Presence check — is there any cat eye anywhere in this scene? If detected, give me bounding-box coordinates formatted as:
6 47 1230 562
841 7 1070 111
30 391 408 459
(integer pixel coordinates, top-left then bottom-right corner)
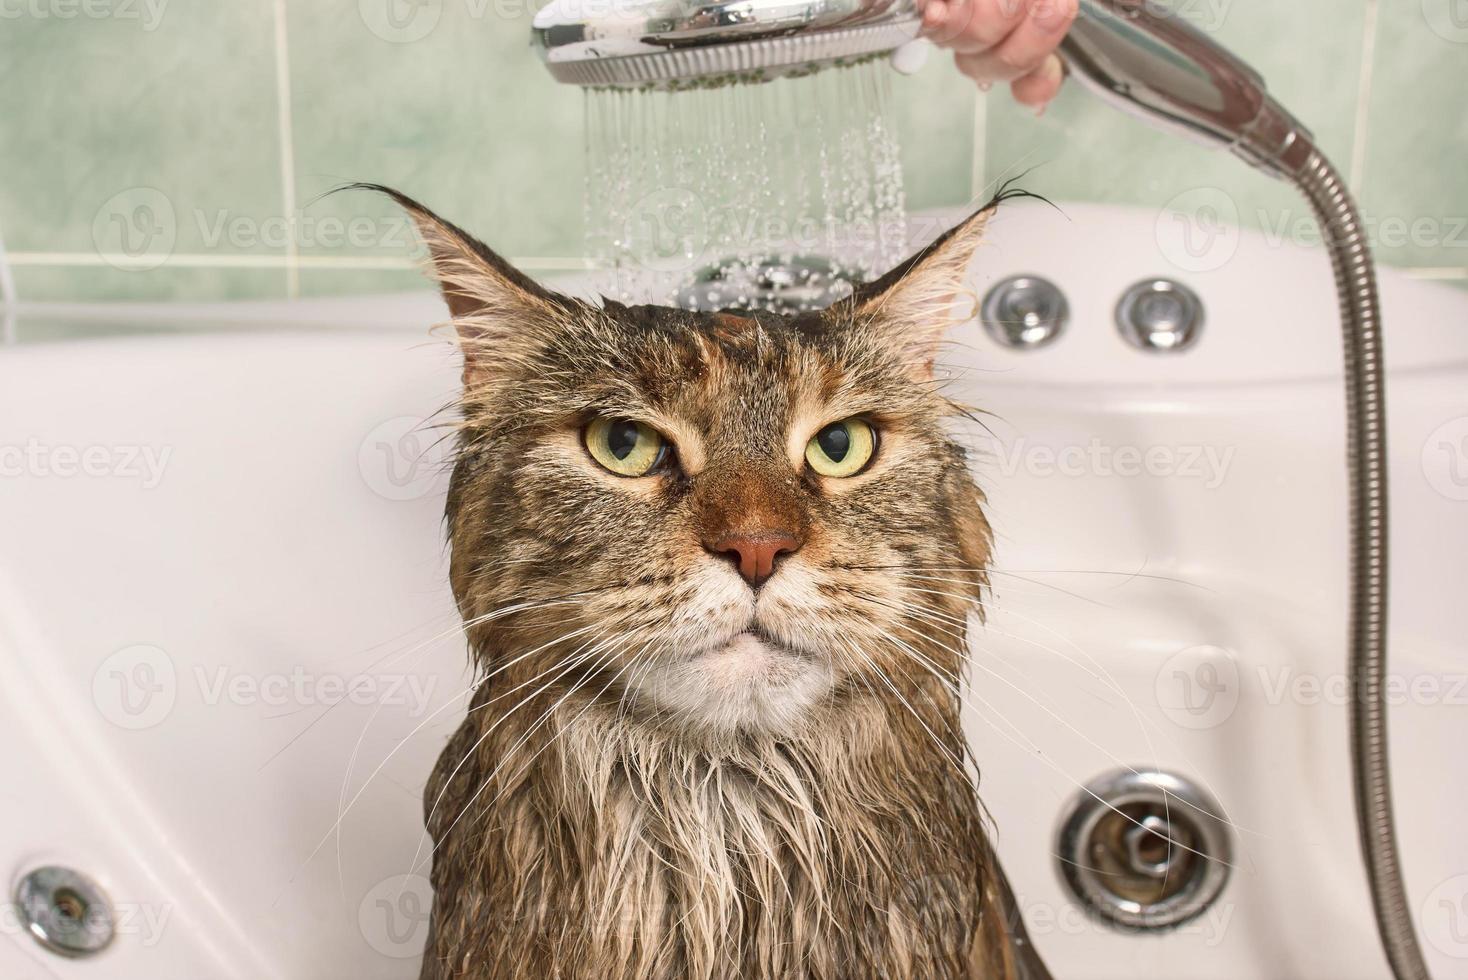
584 417 667 477
805 418 876 478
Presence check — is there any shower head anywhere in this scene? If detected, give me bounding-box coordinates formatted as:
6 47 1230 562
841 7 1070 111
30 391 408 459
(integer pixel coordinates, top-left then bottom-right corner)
533 0 1313 179
531 0 922 91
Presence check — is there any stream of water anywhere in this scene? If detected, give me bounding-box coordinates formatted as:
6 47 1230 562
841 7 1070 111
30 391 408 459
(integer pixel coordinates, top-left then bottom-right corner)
584 60 908 310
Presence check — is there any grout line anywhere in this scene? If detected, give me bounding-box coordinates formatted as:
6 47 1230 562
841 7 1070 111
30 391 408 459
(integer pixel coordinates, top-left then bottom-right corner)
8 249 1460 279
970 89 988 203
271 0 300 297
1347 0 1380 194
4 252 595 272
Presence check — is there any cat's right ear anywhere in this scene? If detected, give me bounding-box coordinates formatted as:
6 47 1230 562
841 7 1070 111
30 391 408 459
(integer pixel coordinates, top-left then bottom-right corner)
355 184 577 388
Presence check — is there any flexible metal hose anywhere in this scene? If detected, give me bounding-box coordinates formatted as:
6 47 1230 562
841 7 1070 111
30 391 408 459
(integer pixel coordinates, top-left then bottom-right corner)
1294 150 1431 980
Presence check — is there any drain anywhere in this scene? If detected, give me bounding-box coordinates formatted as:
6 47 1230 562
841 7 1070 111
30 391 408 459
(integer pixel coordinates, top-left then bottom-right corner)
14 866 115 957
1056 770 1231 931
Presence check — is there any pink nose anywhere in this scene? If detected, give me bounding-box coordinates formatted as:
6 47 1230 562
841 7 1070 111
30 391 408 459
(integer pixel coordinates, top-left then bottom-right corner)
707 532 801 587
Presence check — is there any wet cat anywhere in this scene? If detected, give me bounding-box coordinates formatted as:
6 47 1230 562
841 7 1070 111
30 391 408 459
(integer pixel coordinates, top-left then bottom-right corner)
379 185 1047 980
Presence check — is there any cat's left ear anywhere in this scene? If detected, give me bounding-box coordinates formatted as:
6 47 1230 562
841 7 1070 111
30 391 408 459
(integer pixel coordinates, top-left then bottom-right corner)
829 204 996 377
356 184 579 387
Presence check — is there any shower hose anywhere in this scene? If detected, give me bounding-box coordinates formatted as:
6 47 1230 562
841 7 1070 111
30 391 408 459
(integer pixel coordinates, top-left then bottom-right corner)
1294 150 1431 980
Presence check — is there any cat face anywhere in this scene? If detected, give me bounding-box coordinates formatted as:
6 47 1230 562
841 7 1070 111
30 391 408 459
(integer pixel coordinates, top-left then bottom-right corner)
391 188 993 737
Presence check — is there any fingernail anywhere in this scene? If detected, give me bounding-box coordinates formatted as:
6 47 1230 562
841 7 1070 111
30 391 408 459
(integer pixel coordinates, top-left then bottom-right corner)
1031 0 1074 30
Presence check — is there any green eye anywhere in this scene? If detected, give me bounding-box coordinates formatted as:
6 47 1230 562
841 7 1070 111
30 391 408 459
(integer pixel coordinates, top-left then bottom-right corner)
584 417 666 477
805 418 876 478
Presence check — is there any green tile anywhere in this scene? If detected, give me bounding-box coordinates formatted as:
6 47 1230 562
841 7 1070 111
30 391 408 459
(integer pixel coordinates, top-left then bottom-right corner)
890 49 978 212
1359 7 1468 271
285 0 586 267
12 264 288 303
295 267 431 298
0 2 287 286
983 0 1369 248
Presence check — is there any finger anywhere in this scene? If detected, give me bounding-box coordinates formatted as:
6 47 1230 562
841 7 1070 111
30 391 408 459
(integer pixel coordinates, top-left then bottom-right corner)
920 0 950 35
951 0 1077 81
923 0 1028 54
1011 53 1066 109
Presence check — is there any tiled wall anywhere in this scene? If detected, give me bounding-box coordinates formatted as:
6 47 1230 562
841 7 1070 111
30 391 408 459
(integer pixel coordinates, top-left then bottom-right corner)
1 0 1464 304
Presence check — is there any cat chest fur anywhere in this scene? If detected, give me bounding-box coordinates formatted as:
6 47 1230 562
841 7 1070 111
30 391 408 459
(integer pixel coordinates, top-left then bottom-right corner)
419 694 995 980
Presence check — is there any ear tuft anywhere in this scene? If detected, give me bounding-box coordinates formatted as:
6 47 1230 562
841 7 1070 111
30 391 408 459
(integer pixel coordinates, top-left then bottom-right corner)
832 184 1048 377
851 205 994 323
341 183 578 387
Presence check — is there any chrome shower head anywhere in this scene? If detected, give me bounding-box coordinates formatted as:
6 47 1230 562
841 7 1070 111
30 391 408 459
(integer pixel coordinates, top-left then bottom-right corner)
533 0 1314 178
531 0 922 91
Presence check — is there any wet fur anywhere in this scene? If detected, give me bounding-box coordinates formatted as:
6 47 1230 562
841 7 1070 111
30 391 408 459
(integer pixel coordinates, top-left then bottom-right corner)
376 184 1024 979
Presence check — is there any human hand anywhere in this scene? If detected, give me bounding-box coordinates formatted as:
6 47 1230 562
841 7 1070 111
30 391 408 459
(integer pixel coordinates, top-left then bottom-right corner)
918 0 1078 111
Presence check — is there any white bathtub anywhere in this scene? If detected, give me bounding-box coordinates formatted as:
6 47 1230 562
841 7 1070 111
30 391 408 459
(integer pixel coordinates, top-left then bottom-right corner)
1 202 1465 979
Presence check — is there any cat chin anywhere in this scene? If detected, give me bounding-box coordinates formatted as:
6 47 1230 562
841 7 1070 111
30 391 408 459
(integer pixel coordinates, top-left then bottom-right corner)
629 632 837 737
